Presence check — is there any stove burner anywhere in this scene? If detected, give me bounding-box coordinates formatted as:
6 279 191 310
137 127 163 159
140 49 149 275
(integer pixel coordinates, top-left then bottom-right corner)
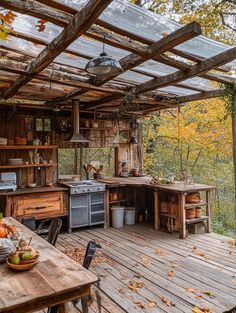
60 180 106 194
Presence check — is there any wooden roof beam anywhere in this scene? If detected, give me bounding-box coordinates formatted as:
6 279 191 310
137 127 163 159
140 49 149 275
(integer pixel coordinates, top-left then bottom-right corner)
178 89 226 103
0 58 127 95
47 21 202 106
0 0 112 100
135 47 236 94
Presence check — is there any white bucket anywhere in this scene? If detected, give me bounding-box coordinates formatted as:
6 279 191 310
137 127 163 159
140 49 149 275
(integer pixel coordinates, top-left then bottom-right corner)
111 206 125 228
125 207 135 225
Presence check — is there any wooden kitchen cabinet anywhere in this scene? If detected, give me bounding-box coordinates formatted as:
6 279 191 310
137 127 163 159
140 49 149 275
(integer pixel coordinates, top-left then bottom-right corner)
1 189 68 221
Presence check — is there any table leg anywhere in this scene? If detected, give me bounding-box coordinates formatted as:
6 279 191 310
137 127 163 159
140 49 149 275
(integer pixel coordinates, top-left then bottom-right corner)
154 190 159 230
206 190 211 233
179 193 186 239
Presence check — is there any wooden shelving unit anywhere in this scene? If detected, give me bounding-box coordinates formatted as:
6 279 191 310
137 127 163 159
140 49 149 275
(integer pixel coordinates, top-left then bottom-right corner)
186 216 209 224
185 201 206 209
0 145 57 150
109 199 127 204
0 163 57 169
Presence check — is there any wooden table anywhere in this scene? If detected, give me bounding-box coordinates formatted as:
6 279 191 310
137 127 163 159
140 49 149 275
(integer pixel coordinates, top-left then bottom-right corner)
0 217 98 313
98 177 215 239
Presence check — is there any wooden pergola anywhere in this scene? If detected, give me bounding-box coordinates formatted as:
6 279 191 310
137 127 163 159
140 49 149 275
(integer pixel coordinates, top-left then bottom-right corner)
0 0 235 116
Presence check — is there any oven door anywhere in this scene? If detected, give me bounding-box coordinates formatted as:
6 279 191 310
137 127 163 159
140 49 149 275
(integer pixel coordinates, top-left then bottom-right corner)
70 194 89 228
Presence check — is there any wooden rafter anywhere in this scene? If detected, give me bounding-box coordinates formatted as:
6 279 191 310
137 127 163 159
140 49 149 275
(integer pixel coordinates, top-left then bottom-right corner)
135 47 236 94
46 22 202 106
0 0 112 100
178 89 226 103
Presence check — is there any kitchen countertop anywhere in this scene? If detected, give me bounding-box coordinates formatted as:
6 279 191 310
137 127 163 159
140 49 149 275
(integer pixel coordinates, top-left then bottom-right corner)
0 186 68 196
98 176 215 192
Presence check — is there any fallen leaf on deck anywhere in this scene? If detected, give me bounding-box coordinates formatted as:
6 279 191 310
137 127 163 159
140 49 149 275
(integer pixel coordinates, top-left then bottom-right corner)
167 270 175 277
137 234 146 240
155 248 165 256
229 251 232 255
227 240 235 247
99 273 108 278
192 307 210 313
117 288 124 293
195 295 203 300
148 301 157 307
185 288 198 293
141 256 150 265
64 248 111 268
172 264 178 268
160 296 176 306
192 246 197 250
232 279 236 284
133 300 145 308
215 267 222 272
196 251 205 257
128 281 145 292
202 290 215 299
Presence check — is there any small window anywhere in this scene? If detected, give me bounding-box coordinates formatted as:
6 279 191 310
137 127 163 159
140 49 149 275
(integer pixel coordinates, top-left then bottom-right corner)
58 147 115 178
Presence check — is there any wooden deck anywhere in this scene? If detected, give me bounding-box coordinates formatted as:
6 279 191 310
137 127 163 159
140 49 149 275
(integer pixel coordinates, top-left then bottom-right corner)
49 225 235 313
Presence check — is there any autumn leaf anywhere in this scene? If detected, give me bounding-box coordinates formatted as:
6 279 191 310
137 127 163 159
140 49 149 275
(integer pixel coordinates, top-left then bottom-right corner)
227 240 235 247
202 290 215 299
128 281 144 292
167 270 175 277
148 301 157 307
133 300 145 308
0 11 17 24
36 19 47 32
154 248 165 256
172 263 178 268
117 288 124 293
160 296 176 306
0 25 9 41
185 287 198 293
195 295 203 300
232 279 236 285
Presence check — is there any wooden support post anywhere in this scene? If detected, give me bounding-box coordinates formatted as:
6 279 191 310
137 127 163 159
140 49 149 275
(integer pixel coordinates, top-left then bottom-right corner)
179 193 186 239
206 190 211 233
105 190 110 228
79 148 83 181
154 190 159 230
231 90 236 235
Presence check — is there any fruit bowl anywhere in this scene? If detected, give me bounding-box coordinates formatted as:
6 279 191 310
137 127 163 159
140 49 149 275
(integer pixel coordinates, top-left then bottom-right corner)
6 257 39 271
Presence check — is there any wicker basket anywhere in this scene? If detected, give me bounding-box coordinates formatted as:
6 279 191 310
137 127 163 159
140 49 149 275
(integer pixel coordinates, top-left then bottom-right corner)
195 207 201 218
185 192 201 203
186 208 195 219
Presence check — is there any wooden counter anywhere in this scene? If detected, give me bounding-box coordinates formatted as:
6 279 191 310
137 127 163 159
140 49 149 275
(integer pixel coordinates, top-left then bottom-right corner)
0 186 68 196
99 177 215 239
0 186 68 221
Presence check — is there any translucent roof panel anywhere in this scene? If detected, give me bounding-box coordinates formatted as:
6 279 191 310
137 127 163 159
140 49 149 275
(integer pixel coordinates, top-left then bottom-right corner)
117 70 152 84
56 0 236 70
135 60 177 76
158 86 200 96
180 77 217 91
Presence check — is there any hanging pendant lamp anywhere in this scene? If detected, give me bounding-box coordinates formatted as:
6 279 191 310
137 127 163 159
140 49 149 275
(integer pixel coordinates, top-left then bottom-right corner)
85 36 123 76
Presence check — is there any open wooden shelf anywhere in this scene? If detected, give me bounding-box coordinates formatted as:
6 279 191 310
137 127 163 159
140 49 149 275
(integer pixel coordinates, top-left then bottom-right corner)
109 199 127 204
0 163 57 169
185 201 206 208
160 213 179 218
80 127 111 131
0 145 58 150
186 216 209 224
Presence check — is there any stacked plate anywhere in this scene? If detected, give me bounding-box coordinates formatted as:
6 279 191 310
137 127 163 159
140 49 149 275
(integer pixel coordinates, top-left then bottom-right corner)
0 138 7 145
8 158 24 165
0 239 14 263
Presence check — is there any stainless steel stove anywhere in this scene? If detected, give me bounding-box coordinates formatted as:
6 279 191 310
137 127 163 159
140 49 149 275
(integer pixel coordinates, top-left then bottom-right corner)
61 180 106 194
60 180 106 233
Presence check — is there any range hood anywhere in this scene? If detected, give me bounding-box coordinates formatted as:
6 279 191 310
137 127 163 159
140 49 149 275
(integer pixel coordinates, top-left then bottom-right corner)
68 100 89 143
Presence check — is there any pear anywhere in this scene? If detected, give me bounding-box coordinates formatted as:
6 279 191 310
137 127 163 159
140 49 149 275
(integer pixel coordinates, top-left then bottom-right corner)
9 252 21 265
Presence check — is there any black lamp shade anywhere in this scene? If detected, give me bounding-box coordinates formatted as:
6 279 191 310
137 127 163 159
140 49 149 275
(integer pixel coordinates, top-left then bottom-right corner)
85 52 123 75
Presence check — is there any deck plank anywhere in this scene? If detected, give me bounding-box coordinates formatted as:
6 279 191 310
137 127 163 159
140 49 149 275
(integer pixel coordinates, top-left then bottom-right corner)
56 225 236 313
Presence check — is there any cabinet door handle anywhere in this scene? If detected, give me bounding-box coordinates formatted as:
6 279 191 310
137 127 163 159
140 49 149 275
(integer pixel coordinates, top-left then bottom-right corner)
25 205 53 211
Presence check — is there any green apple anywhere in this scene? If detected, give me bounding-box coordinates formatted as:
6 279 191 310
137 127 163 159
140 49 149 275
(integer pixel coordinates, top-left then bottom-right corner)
21 251 33 260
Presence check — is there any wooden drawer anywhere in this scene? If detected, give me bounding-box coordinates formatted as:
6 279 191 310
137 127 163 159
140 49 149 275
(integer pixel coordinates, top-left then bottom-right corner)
16 191 65 219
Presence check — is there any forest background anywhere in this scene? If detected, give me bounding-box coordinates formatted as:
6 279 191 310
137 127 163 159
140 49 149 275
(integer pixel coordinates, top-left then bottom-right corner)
134 0 236 236
58 0 236 237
